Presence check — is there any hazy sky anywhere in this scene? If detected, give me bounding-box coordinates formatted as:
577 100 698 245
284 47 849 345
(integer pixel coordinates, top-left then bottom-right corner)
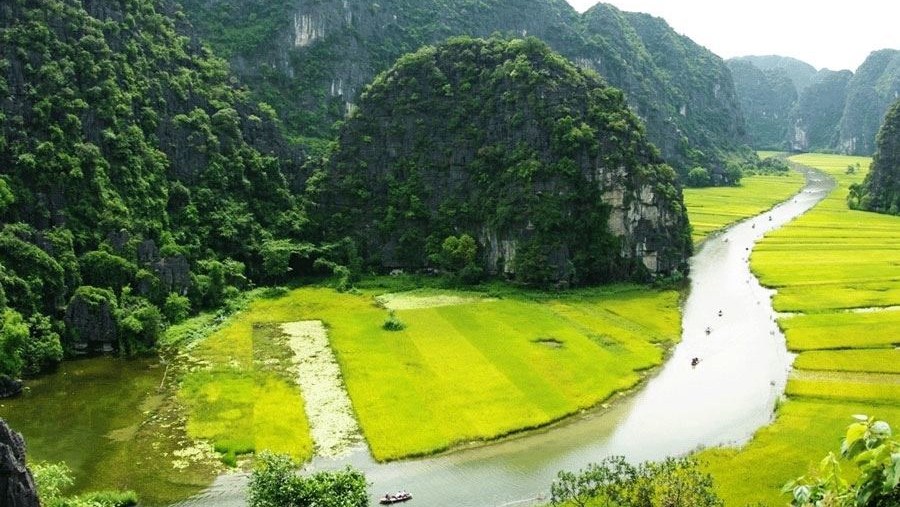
565 0 900 71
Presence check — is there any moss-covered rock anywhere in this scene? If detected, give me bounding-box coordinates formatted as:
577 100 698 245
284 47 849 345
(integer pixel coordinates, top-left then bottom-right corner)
322 37 691 284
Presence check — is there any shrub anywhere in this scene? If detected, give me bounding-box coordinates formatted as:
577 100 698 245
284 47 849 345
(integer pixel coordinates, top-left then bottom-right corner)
382 310 406 331
686 166 712 187
249 452 368 507
34 461 138 507
784 415 900 507
162 292 191 324
551 456 722 507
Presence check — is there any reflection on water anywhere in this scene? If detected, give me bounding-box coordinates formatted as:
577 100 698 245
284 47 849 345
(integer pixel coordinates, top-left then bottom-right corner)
176 169 833 507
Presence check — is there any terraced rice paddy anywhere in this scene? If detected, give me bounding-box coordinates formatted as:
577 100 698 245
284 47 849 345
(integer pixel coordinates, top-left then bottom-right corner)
701 154 900 506
180 285 681 462
683 171 805 243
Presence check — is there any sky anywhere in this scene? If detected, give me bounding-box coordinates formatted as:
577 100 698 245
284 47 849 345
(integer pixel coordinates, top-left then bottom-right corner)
564 0 900 71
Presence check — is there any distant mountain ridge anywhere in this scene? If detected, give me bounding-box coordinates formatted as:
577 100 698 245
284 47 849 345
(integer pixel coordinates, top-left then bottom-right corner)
179 0 749 175
728 50 900 154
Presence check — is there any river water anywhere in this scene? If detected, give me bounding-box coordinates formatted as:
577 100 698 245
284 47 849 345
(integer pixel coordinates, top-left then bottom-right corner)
176 168 833 507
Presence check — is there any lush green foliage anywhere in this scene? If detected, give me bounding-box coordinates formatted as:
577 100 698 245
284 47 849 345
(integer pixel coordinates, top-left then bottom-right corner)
180 0 749 175
551 456 722 507
0 0 332 376
851 99 900 215
785 415 900 507
323 36 690 284
182 283 680 461
33 459 137 507
248 453 368 507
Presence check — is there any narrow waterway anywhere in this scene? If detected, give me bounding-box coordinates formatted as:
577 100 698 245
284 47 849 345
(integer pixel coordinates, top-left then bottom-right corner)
175 168 834 507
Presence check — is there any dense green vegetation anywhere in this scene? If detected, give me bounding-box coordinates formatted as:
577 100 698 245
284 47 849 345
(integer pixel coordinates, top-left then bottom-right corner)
701 154 900 506
248 453 367 507
179 0 750 176
851 99 900 215
323 36 691 283
784 415 900 507
33 461 138 507
0 0 330 378
550 456 722 507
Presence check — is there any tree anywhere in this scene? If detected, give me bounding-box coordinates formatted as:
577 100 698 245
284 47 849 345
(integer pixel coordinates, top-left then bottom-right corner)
435 234 482 284
0 308 28 376
686 167 712 187
552 456 722 507
785 415 900 507
249 452 368 507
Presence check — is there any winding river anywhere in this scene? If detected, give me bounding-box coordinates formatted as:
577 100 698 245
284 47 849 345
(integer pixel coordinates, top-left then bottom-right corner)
176 167 834 507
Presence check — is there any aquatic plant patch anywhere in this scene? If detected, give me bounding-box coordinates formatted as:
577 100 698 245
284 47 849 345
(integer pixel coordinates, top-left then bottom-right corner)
0 358 222 505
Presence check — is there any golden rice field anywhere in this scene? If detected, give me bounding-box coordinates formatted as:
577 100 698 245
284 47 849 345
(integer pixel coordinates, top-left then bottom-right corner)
683 171 805 244
181 285 682 461
702 154 900 506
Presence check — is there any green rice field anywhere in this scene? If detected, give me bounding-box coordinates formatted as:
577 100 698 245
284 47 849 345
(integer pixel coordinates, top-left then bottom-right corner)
683 171 805 244
181 284 681 461
701 154 900 506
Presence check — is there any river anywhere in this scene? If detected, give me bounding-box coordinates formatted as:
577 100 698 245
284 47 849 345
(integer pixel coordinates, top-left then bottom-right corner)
176 167 833 507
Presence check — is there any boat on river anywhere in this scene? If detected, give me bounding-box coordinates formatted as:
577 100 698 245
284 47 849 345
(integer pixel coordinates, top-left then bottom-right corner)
380 491 412 504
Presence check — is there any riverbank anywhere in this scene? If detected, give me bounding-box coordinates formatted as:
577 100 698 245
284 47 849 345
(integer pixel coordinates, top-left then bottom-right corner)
701 154 900 506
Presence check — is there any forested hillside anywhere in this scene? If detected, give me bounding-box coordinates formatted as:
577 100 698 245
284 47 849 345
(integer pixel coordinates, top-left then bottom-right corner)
729 50 900 154
790 70 853 152
851 99 900 214
839 49 900 155
726 59 797 150
0 0 319 377
178 0 749 176
321 37 692 284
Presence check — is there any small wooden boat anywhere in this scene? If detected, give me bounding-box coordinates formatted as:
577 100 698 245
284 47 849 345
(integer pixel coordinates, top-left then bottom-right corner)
380 491 412 504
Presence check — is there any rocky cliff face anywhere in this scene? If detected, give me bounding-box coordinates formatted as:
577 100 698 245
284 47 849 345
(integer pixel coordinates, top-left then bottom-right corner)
729 51 900 154
180 0 748 175
0 419 39 507
791 70 852 152
726 59 797 150
855 99 900 215
839 49 900 155
321 37 691 284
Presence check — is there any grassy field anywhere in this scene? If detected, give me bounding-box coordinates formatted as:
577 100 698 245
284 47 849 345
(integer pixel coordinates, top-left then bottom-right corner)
701 154 900 506
683 172 805 244
181 284 681 461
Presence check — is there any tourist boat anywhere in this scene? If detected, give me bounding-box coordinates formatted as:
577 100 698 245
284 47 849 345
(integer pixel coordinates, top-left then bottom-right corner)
379 491 413 504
